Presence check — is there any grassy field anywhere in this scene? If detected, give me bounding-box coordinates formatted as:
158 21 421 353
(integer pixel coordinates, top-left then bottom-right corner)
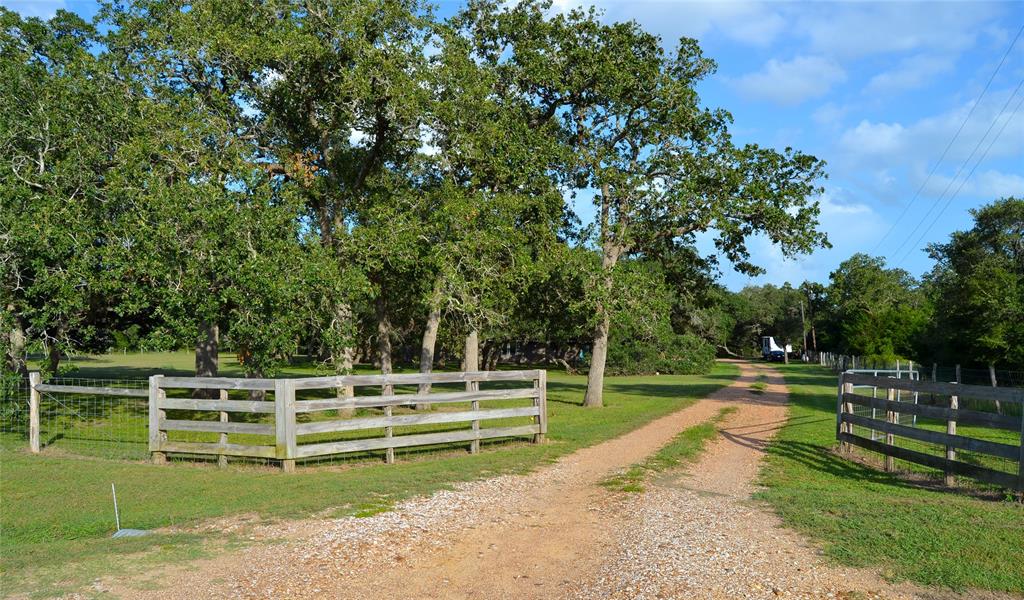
759 363 1024 593
0 353 739 598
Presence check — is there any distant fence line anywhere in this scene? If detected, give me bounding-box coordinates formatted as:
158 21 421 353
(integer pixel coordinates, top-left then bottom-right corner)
836 371 1024 491
817 352 1024 389
10 370 547 471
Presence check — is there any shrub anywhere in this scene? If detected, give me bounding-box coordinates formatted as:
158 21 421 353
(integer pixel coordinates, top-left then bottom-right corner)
607 330 715 376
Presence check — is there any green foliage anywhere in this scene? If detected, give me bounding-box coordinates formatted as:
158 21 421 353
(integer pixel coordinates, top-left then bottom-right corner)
1 0 831 385
0 10 142 371
925 198 1023 368
824 254 929 360
603 260 716 376
608 330 715 377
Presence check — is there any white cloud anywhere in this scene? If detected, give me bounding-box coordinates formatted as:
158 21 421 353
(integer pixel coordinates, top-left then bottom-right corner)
975 169 1024 198
1 0 65 18
927 169 1024 200
838 86 1024 170
866 53 955 94
812 102 850 127
839 120 906 156
555 1 786 47
729 56 847 106
795 2 1003 59
663 1 785 46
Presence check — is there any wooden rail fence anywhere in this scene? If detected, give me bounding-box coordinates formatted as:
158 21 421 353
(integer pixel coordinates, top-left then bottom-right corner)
836 372 1024 490
149 370 547 472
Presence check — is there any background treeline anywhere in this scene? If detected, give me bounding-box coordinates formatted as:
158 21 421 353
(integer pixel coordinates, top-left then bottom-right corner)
0 0 831 407
718 197 1023 373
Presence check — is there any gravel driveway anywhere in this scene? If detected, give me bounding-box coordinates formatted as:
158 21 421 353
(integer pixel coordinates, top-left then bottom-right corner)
100 361 947 600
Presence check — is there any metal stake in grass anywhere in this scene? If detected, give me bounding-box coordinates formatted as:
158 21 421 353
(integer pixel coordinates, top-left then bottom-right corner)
111 483 149 538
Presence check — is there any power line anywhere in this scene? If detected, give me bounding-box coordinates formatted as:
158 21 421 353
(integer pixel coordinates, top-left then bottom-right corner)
889 77 1024 262
870 24 1024 255
895 88 1024 266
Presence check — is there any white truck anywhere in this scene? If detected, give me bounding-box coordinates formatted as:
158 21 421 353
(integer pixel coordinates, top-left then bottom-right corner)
761 336 792 362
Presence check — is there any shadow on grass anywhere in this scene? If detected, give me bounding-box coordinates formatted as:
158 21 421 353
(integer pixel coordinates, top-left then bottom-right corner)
766 439 911 487
603 382 726 400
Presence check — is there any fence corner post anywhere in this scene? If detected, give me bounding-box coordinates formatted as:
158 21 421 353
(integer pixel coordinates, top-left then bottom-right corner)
148 374 166 465
835 372 846 449
276 379 296 473
1018 408 1024 494
534 370 547 444
945 366 960 487
885 387 896 472
28 371 41 454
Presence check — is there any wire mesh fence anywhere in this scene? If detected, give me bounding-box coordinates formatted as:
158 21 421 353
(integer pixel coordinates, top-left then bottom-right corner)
36 377 150 460
0 377 151 460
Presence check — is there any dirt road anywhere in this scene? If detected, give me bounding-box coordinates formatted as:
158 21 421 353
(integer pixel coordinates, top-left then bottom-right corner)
102 361 931 599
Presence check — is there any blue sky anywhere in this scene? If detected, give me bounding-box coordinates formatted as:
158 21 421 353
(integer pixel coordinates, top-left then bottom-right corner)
6 0 1023 291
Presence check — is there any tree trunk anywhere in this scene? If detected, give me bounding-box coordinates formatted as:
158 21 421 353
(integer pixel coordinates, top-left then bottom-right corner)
989 363 1001 414
332 302 356 416
464 330 479 372
376 313 391 372
583 309 611 407
194 322 219 377
247 370 266 402
46 343 60 375
583 228 622 408
799 301 807 354
486 343 500 370
6 312 27 375
811 325 818 352
376 298 393 397
416 278 443 408
194 322 220 400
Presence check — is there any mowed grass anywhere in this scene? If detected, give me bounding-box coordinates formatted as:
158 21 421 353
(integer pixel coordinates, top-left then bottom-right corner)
0 354 739 597
758 363 1024 593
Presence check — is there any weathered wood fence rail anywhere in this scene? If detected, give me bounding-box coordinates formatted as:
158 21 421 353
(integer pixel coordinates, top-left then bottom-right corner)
149 370 547 471
836 372 1024 490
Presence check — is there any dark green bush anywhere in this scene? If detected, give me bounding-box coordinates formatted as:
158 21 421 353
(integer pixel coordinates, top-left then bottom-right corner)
607 331 715 376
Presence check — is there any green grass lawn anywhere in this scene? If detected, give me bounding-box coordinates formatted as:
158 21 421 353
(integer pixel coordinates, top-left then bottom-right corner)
759 363 1024 594
0 354 739 598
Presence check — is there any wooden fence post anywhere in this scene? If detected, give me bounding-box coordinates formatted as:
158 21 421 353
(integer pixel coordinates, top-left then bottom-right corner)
945 365 960 487
835 372 844 444
1018 409 1023 493
469 374 481 454
885 387 896 472
275 379 296 473
534 370 547 443
28 372 40 454
148 375 166 465
218 389 228 468
382 378 395 464
990 365 1002 415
